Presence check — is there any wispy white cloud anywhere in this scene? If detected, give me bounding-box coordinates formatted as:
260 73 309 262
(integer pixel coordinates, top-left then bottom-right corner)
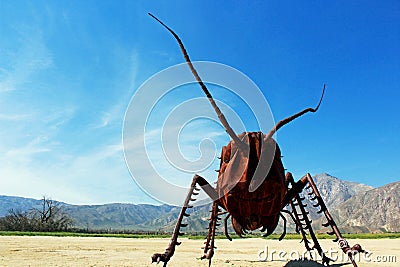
6 145 50 159
0 6 229 205
0 25 53 93
0 140 144 205
92 50 139 130
95 112 112 128
0 113 33 121
124 115 227 195
0 25 150 204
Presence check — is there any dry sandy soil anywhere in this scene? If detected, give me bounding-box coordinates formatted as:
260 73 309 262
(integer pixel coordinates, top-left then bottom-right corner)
0 236 398 267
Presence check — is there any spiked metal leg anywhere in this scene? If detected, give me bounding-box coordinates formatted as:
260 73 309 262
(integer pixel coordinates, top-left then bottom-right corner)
201 201 221 267
290 193 331 264
151 175 218 266
285 173 366 267
304 174 366 267
223 213 232 241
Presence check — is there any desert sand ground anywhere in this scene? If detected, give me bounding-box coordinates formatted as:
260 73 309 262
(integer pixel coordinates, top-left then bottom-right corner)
0 236 398 267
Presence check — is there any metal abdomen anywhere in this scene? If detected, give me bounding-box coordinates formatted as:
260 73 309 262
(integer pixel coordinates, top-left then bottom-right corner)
217 132 286 232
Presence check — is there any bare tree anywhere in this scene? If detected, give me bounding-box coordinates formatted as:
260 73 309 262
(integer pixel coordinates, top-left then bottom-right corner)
30 196 73 231
0 196 73 232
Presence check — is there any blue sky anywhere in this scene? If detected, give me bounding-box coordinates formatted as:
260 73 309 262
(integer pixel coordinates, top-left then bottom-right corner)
0 1 399 205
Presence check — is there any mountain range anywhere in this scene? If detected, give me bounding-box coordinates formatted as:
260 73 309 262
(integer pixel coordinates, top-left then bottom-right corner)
0 174 398 233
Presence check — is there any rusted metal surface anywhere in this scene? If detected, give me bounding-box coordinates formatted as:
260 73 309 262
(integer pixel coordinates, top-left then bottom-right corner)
217 132 285 235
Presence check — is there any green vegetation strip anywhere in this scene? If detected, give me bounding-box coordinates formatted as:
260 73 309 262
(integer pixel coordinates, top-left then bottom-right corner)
187 233 400 240
263 233 400 240
0 231 170 238
0 231 398 239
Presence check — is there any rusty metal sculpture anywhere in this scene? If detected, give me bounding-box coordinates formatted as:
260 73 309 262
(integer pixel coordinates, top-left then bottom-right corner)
148 13 365 267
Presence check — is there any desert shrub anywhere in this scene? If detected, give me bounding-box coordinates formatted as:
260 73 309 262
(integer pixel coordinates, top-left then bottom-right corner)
0 197 73 232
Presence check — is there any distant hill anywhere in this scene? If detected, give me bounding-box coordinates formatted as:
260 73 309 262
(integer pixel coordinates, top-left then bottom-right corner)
0 174 398 233
0 195 70 217
0 195 175 230
311 173 373 210
64 203 174 230
326 181 400 233
138 203 213 233
303 173 373 220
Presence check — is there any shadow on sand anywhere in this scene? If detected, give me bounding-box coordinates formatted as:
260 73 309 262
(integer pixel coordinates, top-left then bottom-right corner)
284 259 351 267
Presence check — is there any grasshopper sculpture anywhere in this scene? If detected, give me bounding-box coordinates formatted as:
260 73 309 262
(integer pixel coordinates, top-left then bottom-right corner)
149 13 365 267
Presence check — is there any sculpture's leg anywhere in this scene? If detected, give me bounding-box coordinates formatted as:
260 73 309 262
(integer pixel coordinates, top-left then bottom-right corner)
290 189 330 264
201 201 221 267
284 172 366 267
223 213 232 241
303 173 366 266
151 174 218 266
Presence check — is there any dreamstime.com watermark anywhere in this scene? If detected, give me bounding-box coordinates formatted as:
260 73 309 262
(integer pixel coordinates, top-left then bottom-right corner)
257 246 397 263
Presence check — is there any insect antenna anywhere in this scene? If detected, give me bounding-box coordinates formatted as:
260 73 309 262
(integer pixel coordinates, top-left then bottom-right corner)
264 84 326 141
149 13 246 150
